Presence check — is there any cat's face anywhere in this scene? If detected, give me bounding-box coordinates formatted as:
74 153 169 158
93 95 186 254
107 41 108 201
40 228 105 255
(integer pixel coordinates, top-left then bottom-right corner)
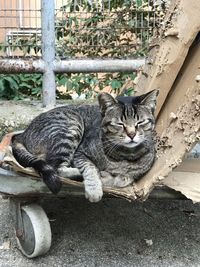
98 90 159 148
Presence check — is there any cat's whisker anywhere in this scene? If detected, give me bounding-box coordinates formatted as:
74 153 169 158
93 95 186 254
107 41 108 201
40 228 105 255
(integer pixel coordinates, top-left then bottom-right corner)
104 142 121 158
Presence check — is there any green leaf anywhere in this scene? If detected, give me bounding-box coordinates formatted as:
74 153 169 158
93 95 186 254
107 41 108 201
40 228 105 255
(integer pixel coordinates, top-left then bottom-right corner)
3 76 19 90
110 80 122 90
19 82 32 89
0 80 5 96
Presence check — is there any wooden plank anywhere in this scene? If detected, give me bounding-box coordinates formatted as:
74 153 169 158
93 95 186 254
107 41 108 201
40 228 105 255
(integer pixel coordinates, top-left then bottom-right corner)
130 0 200 201
163 171 200 203
134 0 200 118
0 170 136 200
133 39 200 200
0 133 15 160
174 159 200 173
0 166 190 201
156 41 200 134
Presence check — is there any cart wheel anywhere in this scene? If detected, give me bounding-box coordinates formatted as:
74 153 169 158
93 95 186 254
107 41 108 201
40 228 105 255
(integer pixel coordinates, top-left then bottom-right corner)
15 203 52 258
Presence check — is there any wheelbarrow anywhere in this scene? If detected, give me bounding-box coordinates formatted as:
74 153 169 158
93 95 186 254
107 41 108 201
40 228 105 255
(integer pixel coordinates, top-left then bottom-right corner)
0 132 187 258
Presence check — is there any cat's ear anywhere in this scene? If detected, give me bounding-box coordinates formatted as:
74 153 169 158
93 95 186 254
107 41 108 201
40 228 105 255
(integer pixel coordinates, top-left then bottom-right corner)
138 89 159 113
98 93 117 116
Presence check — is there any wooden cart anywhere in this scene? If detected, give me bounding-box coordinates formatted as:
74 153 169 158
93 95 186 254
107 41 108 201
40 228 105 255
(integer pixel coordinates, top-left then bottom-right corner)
0 0 199 259
0 132 188 258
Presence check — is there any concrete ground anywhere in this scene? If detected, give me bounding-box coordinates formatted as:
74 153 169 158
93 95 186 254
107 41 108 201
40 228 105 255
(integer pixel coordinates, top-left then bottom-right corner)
0 195 200 267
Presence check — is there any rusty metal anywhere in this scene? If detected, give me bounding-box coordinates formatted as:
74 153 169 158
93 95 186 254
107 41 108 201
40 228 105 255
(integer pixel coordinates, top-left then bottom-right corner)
9 198 24 239
0 58 145 73
0 59 44 74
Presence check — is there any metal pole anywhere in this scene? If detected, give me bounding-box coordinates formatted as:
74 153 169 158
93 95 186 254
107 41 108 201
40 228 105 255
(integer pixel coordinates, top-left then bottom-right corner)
41 0 56 107
0 59 45 73
0 59 145 73
53 59 145 73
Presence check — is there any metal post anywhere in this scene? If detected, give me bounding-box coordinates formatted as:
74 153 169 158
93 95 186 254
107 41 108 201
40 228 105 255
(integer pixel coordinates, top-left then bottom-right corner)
0 59 145 73
53 59 145 73
41 0 56 107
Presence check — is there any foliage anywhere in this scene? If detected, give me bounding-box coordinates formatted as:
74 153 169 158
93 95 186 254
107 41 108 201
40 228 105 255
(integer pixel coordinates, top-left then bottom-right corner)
0 0 169 58
56 72 136 99
0 74 22 100
54 0 168 58
0 0 168 100
0 71 136 100
0 73 42 100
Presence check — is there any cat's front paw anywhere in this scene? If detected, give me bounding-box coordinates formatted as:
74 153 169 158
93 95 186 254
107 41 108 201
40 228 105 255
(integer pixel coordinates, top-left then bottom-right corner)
113 175 133 187
84 180 103 203
100 171 115 187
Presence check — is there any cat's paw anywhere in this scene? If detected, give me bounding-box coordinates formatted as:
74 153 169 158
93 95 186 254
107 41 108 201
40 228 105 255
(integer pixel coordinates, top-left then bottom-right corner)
100 172 133 188
113 175 133 187
100 171 115 187
84 180 103 203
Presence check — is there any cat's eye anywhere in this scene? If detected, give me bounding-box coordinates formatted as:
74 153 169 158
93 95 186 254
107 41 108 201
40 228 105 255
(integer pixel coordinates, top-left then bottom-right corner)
110 121 124 128
137 119 152 127
137 120 146 125
117 122 124 127
110 121 121 127
107 121 124 133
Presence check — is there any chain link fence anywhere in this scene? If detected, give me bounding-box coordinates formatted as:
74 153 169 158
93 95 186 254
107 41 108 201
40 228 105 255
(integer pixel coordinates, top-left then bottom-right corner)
0 0 169 59
0 0 170 106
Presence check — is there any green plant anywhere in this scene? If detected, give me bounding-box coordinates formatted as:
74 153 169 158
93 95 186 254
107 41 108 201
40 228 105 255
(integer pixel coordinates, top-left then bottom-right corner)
0 74 22 100
55 72 136 99
0 0 168 100
54 0 168 58
0 73 42 100
17 73 42 97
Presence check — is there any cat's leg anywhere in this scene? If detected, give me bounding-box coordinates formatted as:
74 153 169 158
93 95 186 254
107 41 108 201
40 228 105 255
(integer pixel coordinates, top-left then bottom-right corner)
46 123 84 171
113 175 133 187
100 171 115 187
100 171 133 188
58 163 82 179
73 154 103 202
12 137 62 194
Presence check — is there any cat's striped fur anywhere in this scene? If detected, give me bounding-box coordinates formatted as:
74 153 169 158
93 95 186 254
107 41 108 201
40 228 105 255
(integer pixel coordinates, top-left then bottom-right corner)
12 90 159 202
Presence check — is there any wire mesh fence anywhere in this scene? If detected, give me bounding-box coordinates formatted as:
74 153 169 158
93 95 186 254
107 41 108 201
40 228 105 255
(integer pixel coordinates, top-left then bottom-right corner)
0 0 41 57
0 0 170 59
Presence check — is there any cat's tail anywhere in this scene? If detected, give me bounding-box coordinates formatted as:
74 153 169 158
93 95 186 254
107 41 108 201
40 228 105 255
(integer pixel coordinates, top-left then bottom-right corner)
11 135 62 194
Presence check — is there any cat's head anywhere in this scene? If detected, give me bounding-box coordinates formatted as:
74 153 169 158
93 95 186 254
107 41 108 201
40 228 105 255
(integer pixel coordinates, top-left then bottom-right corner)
98 90 159 147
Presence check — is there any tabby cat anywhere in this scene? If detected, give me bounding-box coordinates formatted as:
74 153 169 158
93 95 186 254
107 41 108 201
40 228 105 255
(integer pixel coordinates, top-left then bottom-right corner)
12 90 159 202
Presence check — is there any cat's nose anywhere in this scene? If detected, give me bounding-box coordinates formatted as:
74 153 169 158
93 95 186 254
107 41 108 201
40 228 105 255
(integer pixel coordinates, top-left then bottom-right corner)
127 132 136 140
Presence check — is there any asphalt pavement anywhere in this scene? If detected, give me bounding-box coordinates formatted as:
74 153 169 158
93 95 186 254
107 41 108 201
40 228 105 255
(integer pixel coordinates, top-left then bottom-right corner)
0 195 200 267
